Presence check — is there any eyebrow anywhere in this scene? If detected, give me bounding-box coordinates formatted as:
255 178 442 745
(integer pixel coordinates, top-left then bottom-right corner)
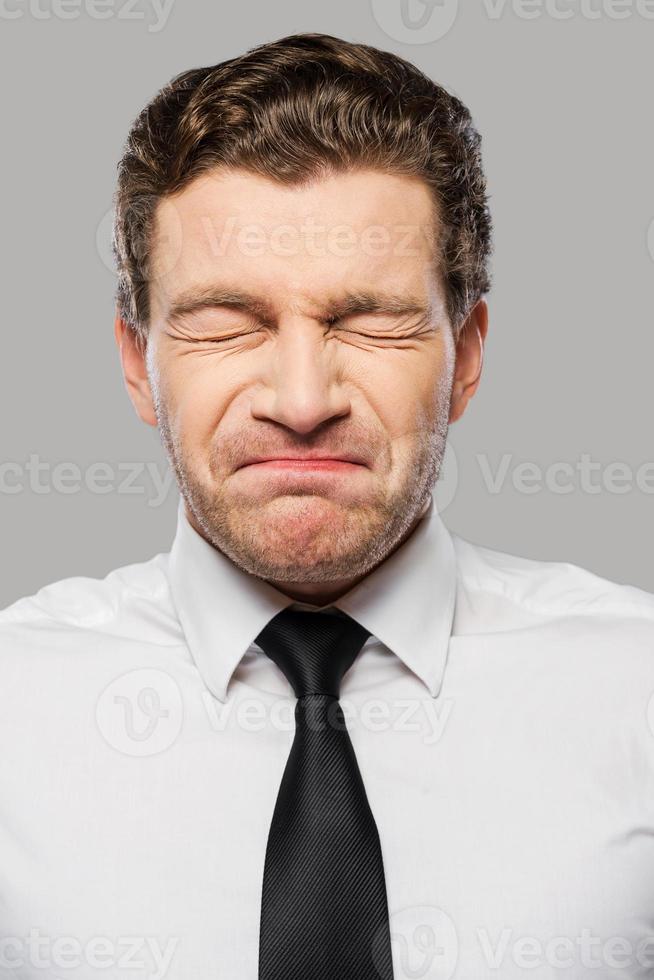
166 286 431 327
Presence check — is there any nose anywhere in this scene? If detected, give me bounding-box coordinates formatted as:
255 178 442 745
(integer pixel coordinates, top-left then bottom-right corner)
250 320 351 435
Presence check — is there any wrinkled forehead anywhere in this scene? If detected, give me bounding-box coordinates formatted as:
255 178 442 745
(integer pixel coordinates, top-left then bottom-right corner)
147 168 446 321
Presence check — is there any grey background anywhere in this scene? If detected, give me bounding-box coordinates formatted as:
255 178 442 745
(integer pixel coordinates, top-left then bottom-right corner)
1 0 653 609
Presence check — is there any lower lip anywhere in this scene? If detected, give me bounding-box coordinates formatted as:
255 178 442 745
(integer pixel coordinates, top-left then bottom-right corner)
241 459 363 472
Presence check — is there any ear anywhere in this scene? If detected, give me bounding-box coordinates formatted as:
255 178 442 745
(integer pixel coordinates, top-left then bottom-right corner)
114 313 157 427
449 299 489 424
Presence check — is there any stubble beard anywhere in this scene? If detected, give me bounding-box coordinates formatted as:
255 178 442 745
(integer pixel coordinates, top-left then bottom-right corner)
151 385 451 586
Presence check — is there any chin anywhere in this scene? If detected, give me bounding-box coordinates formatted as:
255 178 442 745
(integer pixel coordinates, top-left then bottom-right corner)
231 496 369 554
247 495 353 538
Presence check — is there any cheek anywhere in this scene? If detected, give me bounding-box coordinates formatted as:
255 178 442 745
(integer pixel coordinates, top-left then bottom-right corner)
411 341 455 427
356 350 447 441
161 355 236 444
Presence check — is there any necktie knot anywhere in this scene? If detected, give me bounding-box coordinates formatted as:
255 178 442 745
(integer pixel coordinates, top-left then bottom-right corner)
254 607 371 699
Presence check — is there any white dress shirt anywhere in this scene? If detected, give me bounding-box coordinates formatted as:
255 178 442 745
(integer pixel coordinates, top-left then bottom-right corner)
2 493 654 980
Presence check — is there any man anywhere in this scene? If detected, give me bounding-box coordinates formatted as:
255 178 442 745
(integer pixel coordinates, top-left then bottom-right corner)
2 31 654 980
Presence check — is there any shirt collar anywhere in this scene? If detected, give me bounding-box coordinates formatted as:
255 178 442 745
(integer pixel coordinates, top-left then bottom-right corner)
167 493 457 701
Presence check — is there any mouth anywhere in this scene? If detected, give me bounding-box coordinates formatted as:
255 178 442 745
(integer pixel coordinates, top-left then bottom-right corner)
237 454 368 471
237 457 366 472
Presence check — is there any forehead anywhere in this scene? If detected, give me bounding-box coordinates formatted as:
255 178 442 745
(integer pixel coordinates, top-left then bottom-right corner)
149 167 441 316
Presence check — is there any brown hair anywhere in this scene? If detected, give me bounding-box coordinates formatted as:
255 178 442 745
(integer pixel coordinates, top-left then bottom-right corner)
112 32 492 348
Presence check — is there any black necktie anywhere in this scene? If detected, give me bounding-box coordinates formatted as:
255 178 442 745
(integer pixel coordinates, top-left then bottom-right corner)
254 606 395 980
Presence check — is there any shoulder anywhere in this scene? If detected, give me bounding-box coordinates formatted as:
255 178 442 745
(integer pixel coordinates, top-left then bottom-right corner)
0 553 188 747
448 534 654 711
450 530 654 629
0 551 179 646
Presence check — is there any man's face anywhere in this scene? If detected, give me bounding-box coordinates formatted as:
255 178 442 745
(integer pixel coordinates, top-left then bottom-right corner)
137 168 460 587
